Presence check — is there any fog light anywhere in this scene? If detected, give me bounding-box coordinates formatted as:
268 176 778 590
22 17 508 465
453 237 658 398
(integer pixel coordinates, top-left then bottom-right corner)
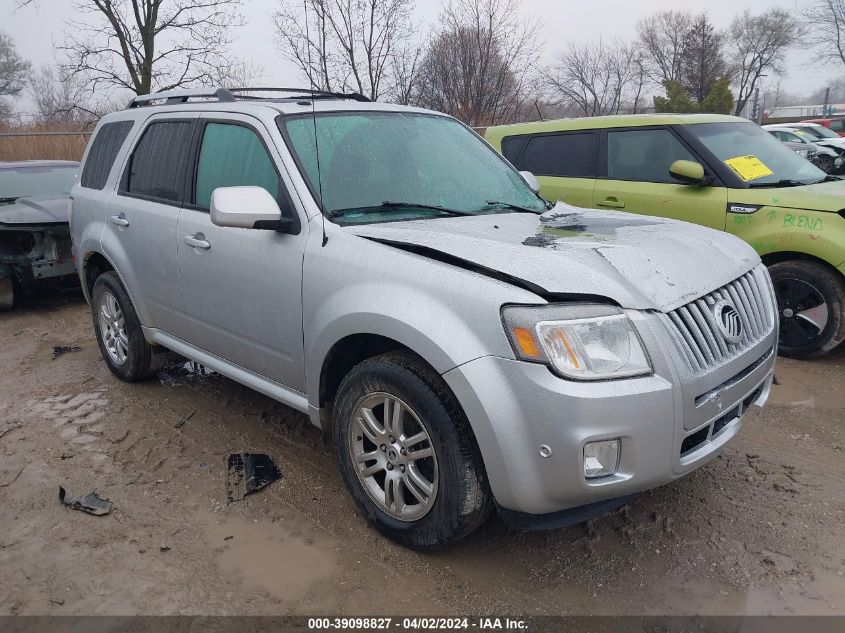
584 439 620 479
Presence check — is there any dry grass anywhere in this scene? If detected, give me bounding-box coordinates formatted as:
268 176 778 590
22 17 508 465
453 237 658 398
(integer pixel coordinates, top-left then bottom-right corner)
0 123 91 162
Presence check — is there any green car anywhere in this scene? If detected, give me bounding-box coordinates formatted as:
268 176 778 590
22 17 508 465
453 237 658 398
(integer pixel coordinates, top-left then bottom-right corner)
484 114 845 359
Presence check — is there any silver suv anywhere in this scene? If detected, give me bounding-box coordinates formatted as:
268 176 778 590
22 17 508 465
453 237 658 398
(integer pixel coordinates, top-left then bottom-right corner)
71 88 777 549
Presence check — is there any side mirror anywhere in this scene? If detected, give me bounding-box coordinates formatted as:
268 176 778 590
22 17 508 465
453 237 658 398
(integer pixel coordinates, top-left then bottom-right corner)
669 160 706 185
210 186 293 231
519 170 541 194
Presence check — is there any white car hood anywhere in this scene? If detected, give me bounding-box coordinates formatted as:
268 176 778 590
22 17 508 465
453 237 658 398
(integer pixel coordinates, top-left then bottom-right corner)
347 204 760 313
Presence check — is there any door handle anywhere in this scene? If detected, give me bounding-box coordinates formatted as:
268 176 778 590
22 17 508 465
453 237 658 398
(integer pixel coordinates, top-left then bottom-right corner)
597 198 625 209
183 234 211 250
110 214 129 227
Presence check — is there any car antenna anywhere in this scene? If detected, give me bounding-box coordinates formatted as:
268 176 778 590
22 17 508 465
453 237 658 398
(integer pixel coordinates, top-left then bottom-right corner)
304 0 328 247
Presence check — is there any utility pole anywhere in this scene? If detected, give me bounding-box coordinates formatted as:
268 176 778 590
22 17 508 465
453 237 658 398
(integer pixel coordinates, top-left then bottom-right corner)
752 87 761 124
823 87 831 116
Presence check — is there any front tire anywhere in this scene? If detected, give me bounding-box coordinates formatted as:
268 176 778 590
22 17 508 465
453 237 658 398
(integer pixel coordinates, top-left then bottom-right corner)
769 260 845 359
817 154 834 174
333 351 492 549
91 271 167 381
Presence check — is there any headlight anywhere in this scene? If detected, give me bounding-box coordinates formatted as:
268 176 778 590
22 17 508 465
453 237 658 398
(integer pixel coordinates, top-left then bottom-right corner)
501 304 652 380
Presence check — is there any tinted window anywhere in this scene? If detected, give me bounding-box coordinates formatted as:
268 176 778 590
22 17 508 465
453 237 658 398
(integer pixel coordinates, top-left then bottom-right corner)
607 129 696 183
125 120 194 202
81 121 133 189
513 133 596 177
194 123 280 208
500 135 530 165
829 119 844 132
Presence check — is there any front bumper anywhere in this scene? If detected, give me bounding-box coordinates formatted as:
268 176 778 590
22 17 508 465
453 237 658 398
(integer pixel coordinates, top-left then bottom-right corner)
443 312 776 516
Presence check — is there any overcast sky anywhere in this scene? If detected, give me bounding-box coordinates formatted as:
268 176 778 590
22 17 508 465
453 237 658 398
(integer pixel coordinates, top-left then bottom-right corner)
1 0 837 113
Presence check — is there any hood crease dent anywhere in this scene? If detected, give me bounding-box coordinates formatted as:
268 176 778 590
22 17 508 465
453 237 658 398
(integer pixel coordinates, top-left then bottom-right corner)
346 203 759 313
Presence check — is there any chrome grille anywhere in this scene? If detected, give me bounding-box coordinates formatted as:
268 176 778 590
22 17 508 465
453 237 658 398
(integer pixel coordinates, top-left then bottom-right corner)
659 266 776 374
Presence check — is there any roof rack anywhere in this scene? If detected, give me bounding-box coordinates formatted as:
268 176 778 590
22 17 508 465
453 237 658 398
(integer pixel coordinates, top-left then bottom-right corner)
125 86 371 109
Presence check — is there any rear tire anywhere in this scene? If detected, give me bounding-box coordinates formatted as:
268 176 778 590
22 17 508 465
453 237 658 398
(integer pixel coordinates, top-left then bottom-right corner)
0 275 14 311
91 271 167 381
333 350 492 550
769 260 845 359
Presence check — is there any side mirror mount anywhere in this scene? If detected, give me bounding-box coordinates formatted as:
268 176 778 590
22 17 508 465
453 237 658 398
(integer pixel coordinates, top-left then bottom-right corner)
519 170 541 194
669 160 707 185
210 186 293 232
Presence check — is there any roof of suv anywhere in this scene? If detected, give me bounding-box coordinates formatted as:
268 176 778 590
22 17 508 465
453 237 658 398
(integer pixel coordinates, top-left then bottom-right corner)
484 113 745 140
99 87 442 125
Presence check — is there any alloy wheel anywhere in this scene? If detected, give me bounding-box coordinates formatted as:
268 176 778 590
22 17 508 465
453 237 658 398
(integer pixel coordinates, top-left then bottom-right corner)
98 291 129 366
775 277 829 349
348 392 438 522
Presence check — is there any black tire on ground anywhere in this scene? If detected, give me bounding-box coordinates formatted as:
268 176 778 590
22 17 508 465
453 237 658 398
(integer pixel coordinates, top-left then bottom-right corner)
91 271 168 381
769 260 845 359
333 350 493 550
817 154 834 174
0 275 14 312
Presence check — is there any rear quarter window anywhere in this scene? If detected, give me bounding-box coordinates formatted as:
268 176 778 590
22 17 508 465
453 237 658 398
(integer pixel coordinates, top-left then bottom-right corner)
80 121 133 190
502 132 597 178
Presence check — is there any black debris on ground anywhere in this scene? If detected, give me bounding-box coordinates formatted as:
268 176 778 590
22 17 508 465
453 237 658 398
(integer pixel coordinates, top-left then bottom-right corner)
58 486 112 516
226 453 281 503
51 346 82 360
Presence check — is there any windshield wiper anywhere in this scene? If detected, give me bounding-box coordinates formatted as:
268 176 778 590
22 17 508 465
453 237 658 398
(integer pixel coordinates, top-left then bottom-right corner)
0 196 20 204
482 200 543 214
329 201 474 218
747 179 809 188
811 175 842 184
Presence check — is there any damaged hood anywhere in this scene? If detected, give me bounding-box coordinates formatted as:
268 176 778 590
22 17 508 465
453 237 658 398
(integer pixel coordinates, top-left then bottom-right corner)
347 204 760 313
0 196 71 226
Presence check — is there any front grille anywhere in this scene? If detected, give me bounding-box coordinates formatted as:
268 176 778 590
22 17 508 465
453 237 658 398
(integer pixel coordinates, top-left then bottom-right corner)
659 266 775 374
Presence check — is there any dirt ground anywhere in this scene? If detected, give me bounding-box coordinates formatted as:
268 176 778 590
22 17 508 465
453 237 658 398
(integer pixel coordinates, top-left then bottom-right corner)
0 289 843 617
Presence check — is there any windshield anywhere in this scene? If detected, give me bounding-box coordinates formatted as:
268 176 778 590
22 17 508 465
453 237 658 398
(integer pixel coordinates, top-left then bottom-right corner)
799 125 840 139
280 112 546 224
688 122 825 186
0 165 78 202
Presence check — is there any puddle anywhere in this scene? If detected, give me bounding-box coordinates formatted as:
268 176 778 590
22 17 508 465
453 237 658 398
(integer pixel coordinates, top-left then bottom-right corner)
199 510 340 608
159 360 222 388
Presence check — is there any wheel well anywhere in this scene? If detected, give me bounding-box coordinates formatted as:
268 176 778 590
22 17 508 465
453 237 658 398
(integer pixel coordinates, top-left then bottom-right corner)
83 252 114 296
760 251 842 275
319 334 408 412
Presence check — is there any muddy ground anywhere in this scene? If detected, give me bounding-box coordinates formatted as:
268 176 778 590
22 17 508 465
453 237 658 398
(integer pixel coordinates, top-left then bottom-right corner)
0 290 843 616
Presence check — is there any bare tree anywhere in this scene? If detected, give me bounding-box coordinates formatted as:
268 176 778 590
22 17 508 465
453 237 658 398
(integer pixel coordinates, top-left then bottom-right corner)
728 9 799 116
545 40 646 117
414 0 540 126
27 66 94 125
273 0 417 101
637 10 694 85
0 31 31 122
804 0 845 66
30 0 247 97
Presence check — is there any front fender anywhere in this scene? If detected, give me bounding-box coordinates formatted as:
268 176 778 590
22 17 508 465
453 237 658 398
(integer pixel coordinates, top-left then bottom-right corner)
728 207 845 269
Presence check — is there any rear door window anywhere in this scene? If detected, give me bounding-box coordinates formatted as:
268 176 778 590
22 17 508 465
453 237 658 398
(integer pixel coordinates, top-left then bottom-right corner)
123 120 194 203
81 121 133 190
506 132 597 178
829 119 845 133
606 128 696 183
194 123 280 208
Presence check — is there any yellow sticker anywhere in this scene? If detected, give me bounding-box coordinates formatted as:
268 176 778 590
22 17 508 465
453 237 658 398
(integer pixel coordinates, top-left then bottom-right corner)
724 155 774 182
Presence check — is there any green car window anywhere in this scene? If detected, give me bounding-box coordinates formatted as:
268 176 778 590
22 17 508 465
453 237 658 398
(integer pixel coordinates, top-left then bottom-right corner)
689 121 825 185
195 123 280 208
607 129 696 183
281 112 545 223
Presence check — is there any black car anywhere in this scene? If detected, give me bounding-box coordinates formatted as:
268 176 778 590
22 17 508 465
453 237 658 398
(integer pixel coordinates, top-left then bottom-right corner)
0 160 79 310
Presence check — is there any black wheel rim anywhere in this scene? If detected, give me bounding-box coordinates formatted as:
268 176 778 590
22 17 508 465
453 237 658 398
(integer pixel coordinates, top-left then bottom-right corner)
774 276 828 349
